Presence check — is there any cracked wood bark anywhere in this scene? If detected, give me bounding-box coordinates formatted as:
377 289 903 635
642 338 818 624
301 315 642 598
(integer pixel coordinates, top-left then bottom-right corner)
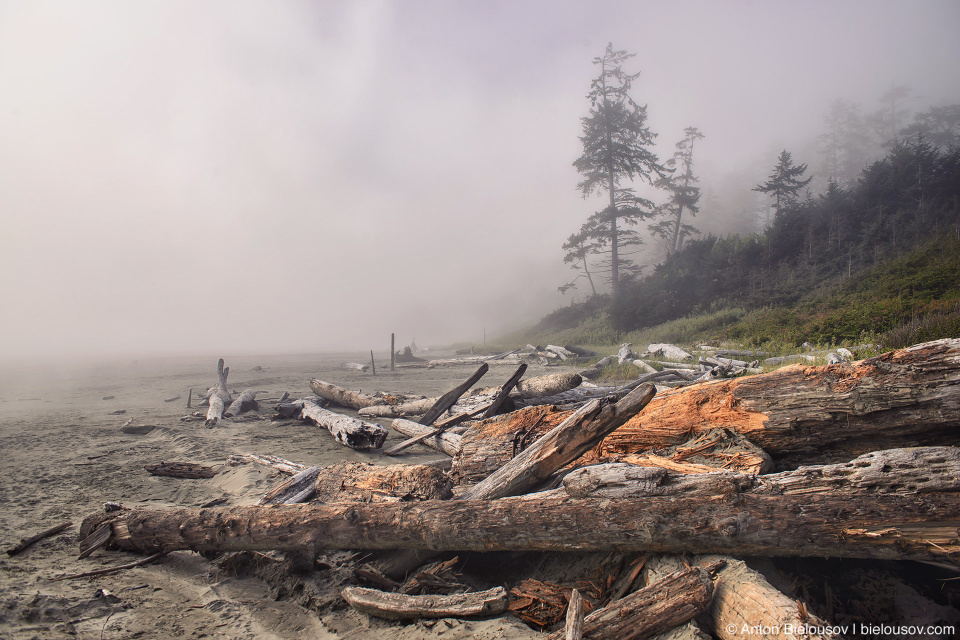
602 339 960 467
544 567 714 640
83 491 960 565
341 585 508 620
561 447 960 499
258 466 320 505
312 462 453 503
299 398 388 450
309 379 385 410
637 556 710 640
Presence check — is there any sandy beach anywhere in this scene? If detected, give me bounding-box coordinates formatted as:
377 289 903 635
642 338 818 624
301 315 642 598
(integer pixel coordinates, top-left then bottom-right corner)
0 351 552 639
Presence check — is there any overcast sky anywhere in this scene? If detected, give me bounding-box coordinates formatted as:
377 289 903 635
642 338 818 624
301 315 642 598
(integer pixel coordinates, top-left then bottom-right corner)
1 0 958 361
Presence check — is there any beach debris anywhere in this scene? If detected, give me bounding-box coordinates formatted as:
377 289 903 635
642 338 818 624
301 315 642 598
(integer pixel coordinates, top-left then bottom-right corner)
202 359 231 426
509 579 577 629
340 585 508 621
383 364 523 456
616 343 634 364
223 388 258 417
163 395 181 403
6 521 72 557
258 466 321 504
144 461 218 479
226 453 308 475
309 379 385 410
646 343 693 361
341 361 370 372
564 588 584 640
51 551 166 582
120 422 156 435
313 461 453 503
102 395 115 400
297 397 388 450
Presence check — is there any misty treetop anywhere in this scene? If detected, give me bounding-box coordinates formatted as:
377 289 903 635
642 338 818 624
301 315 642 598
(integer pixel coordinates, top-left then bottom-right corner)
569 43 669 299
753 150 812 218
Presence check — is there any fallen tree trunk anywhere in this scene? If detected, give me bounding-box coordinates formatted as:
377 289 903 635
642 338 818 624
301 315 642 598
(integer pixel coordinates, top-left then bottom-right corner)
224 388 258 418
226 453 306 475
637 556 711 640
544 566 713 640
205 395 224 427
313 462 453 503
309 379 385 410
561 447 960 499
202 358 231 407
391 418 463 456
418 364 489 426
341 585 508 620
84 491 960 564
696 555 839 640
258 466 320 504
512 378 649 410
602 339 960 466
299 398 388 450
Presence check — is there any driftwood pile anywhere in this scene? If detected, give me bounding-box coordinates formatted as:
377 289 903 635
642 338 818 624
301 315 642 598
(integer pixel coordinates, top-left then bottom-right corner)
78 339 960 637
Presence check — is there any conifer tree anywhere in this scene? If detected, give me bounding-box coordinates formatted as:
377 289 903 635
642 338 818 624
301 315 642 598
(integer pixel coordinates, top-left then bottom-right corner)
753 150 812 218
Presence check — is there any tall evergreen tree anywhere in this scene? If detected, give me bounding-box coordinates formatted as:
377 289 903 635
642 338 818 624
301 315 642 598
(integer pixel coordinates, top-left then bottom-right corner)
650 126 704 256
572 43 667 298
753 150 812 219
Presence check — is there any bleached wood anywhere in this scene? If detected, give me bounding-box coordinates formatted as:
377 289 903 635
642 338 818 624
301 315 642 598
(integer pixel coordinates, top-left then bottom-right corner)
309 379 384 410
299 398 388 450
341 585 508 620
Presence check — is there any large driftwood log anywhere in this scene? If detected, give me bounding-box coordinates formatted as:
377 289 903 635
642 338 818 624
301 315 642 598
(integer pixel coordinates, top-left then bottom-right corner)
602 339 960 466
361 371 584 419
459 383 656 500
637 556 711 640
544 567 714 640
341 585 507 620
205 395 224 427
84 491 960 564
309 379 385 410
696 555 838 640
562 447 960 499
299 398 388 450
226 453 306 475
202 358 232 406
224 388 258 418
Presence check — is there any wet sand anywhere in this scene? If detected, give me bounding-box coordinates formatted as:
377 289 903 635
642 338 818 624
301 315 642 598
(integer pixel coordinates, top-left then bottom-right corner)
0 351 551 639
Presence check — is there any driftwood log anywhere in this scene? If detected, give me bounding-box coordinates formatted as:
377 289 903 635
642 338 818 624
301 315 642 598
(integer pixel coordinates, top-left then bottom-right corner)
258 466 320 504
391 418 463 457
562 447 960 499
602 339 960 466
341 586 508 620
313 462 453 503
544 566 714 640
638 556 711 640
224 388 258 418
81 491 960 564
696 555 839 640
299 398 388 450
309 379 384 410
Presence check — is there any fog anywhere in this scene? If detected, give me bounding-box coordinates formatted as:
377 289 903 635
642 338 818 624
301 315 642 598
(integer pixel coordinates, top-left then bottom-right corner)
2 0 958 361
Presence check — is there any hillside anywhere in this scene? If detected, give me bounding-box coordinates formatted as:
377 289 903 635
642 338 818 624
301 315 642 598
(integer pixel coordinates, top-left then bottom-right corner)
514 139 960 352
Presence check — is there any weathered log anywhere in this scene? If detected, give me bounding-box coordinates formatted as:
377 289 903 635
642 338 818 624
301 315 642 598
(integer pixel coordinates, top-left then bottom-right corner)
258 466 320 504
647 344 693 361
309 379 384 410
205 395 224 427
617 343 635 364
202 358 231 406
391 418 464 456
299 398 388 450
580 356 614 380
602 339 960 466
513 378 648 410
459 383 657 500
341 585 507 620
313 462 453 503
565 345 599 358
563 447 960 499
341 361 370 372
365 372 585 420
638 556 711 640
144 462 217 479
625 428 773 475
696 555 838 640
546 345 575 360
544 567 714 640
426 349 521 367
87 491 960 564
224 388 258 418
418 364 489 426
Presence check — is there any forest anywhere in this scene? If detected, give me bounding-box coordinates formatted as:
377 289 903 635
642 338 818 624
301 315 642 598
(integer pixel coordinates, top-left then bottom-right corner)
544 44 960 351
